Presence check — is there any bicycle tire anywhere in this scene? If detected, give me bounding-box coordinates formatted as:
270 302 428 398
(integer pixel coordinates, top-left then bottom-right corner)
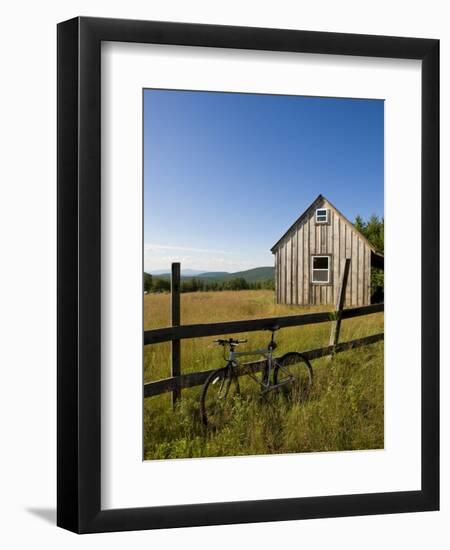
200 366 240 429
273 352 313 402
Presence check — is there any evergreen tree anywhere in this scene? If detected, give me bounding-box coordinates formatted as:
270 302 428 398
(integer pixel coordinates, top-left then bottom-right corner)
144 272 153 292
354 215 365 234
152 277 170 292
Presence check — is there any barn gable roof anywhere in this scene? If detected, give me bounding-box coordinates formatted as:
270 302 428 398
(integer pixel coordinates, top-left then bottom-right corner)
270 194 383 263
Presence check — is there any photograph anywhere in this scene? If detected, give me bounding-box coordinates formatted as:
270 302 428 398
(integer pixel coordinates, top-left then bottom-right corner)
142 89 385 460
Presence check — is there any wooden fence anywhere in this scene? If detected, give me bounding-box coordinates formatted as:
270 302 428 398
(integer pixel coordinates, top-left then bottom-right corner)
144 260 384 403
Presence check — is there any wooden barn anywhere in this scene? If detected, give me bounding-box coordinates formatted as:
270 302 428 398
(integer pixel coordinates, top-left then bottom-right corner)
271 195 384 307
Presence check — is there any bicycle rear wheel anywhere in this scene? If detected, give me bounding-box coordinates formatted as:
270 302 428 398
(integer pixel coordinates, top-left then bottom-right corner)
273 352 313 402
200 366 240 429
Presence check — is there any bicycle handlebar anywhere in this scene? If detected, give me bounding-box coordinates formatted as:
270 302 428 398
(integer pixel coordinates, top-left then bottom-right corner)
213 338 247 346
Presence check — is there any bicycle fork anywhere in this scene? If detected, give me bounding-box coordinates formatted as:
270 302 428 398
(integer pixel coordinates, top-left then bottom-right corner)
212 364 239 399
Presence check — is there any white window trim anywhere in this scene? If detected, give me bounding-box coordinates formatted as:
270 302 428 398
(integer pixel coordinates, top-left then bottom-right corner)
315 208 329 224
311 255 331 284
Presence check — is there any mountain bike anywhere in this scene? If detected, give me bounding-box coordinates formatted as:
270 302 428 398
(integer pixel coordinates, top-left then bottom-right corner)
200 326 313 429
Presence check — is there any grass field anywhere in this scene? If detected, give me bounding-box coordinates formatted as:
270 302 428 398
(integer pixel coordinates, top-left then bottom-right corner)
143 290 384 460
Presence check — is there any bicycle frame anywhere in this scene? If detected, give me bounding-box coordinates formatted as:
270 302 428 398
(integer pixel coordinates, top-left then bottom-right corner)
202 332 313 429
225 345 277 392
224 336 304 398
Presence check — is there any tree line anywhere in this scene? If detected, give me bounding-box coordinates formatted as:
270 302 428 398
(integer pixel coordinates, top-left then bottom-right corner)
144 273 274 294
354 214 384 302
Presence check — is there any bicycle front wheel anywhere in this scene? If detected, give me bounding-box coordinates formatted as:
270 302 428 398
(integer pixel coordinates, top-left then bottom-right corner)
200 367 240 429
273 352 313 403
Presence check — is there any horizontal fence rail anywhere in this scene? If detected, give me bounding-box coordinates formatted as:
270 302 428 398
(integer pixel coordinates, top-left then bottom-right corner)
144 332 384 398
143 303 384 346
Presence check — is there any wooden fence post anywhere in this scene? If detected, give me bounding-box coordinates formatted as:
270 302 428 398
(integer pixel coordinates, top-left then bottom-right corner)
171 262 181 406
329 258 351 356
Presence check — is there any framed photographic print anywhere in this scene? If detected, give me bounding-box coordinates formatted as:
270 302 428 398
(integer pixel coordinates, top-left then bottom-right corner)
57 17 439 533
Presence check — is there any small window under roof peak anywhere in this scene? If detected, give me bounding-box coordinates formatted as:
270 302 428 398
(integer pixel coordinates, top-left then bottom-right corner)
315 208 329 223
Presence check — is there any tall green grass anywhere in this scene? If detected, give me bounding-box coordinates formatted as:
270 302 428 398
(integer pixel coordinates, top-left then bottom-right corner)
143 290 384 460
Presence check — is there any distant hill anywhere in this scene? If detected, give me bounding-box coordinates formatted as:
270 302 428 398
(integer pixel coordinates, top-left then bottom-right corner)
192 271 229 279
198 267 274 283
147 266 274 283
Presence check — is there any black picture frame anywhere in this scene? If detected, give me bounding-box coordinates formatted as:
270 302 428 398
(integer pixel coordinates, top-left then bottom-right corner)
57 16 439 533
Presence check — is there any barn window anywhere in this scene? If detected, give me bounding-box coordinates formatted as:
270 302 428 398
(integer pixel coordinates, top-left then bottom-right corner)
315 208 329 223
312 256 330 283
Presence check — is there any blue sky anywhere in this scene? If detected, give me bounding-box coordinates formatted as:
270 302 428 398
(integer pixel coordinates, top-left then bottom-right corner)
143 89 384 273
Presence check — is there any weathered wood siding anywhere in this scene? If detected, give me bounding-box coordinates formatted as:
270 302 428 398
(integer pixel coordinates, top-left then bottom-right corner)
273 198 371 306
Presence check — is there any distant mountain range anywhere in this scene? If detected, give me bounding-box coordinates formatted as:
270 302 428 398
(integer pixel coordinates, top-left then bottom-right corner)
147 266 274 283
